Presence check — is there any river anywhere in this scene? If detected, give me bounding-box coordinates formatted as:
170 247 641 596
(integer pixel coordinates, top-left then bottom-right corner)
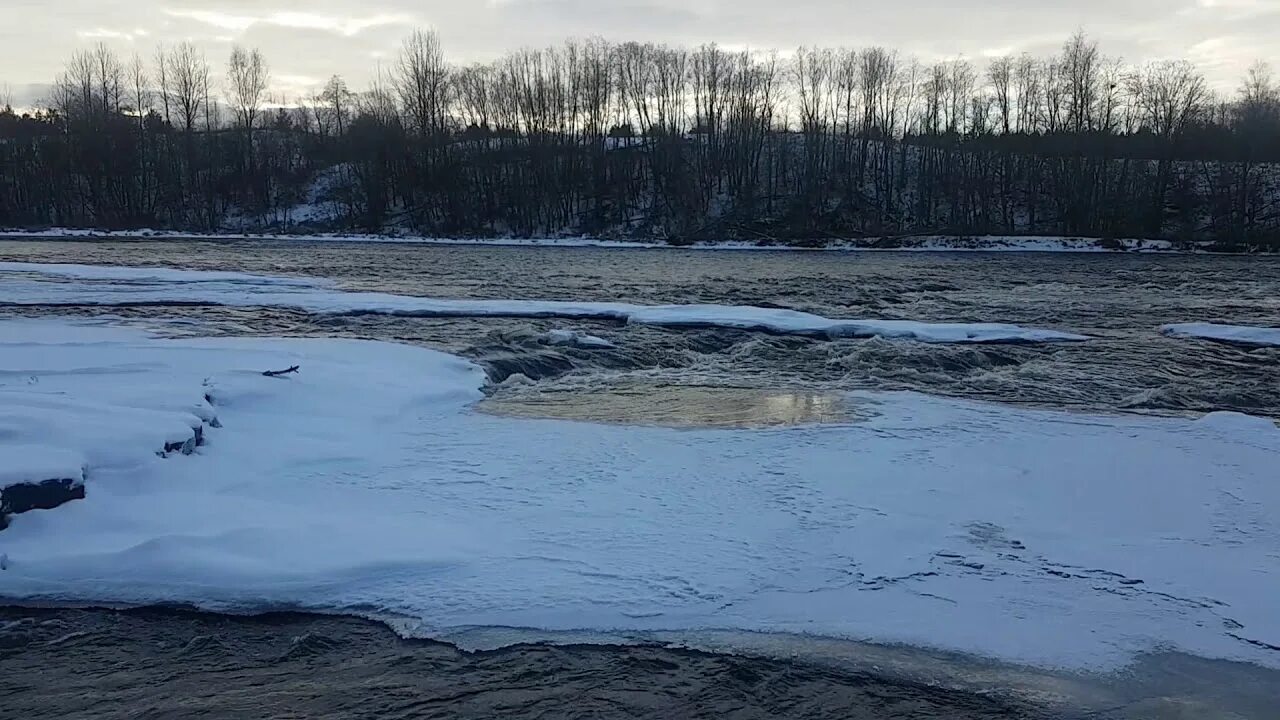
2 239 1277 422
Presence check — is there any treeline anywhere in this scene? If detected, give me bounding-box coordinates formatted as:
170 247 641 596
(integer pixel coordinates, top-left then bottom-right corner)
2 32 1279 246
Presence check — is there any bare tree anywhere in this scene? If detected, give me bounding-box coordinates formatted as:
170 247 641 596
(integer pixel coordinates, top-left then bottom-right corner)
1240 61 1278 111
1042 58 1067 132
617 42 656 134
578 38 614 140
988 56 1014 134
128 53 152 218
794 47 833 135
227 46 269 132
153 44 171 126
651 45 688 136
395 29 450 138
322 75 352 137
898 58 923 132
54 50 95 122
128 54 150 126
1062 31 1100 132
920 62 947 136
691 42 730 192
1127 60 1207 140
454 64 493 130
224 45 269 213
861 48 895 136
945 59 975 135
168 43 208 133
793 46 834 199
92 44 125 119
1096 57 1126 135
1231 62 1279 242
1013 55 1041 132
1127 59 1208 233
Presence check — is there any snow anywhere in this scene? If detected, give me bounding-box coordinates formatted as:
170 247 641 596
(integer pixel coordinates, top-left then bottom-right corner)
0 262 1089 344
0 319 225 495
1196 411 1280 435
627 305 1089 343
1161 323 1280 347
540 329 616 349
890 236 1180 253
1 317 1278 671
0 228 1209 252
0 446 85 488
282 163 351 227
0 228 665 249
0 262 321 287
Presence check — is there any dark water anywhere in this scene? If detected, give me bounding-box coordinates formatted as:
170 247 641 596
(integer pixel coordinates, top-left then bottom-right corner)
0 607 1048 720
8 606 1280 720
3 239 1277 422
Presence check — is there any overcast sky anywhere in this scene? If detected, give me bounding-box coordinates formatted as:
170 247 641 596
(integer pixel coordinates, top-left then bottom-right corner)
3 0 1278 105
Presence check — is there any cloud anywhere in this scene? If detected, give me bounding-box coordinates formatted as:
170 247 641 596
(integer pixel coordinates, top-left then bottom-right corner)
1187 33 1276 84
1196 0 1280 9
76 28 149 42
163 8 415 36
4 0 1278 93
163 9 255 31
1185 0 1280 20
3 82 56 111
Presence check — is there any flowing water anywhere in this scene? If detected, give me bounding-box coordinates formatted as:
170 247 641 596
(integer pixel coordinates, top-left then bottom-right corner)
2 239 1277 424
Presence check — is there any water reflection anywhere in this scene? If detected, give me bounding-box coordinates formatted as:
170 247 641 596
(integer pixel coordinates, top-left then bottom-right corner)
482 382 853 428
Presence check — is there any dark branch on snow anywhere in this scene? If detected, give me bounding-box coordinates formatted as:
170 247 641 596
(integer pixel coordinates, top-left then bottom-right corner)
263 365 301 377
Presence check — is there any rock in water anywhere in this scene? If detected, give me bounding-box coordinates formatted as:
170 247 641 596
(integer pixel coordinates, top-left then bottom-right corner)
160 425 205 457
0 478 87 530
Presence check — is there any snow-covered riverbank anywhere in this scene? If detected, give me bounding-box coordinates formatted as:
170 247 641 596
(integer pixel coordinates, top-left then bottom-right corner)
0 228 1224 253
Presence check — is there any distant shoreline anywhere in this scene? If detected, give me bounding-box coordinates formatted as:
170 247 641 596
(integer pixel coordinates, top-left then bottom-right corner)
2 229 1272 253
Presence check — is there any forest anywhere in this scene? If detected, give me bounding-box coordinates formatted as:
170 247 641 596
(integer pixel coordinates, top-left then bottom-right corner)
1 31 1278 247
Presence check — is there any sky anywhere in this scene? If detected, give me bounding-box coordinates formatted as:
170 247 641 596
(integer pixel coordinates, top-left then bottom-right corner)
3 0 1278 106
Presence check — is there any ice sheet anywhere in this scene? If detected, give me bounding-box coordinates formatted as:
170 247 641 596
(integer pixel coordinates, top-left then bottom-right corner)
1162 323 1280 347
1 318 1276 671
0 262 1089 344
